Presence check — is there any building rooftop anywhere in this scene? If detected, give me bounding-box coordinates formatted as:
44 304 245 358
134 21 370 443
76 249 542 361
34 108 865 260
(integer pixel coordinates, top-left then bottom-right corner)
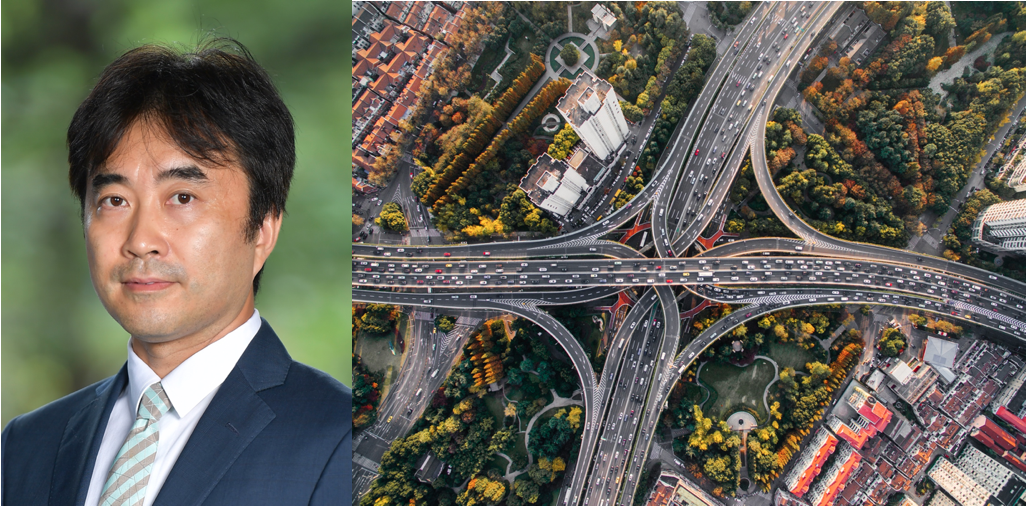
785 428 839 497
557 69 615 129
923 337 960 369
519 154 590 218
928 457 991 506
807 444 862 506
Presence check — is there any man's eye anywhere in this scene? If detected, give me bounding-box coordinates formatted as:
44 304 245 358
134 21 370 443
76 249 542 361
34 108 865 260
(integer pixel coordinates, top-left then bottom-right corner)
174 194 193 205
103 196 126 207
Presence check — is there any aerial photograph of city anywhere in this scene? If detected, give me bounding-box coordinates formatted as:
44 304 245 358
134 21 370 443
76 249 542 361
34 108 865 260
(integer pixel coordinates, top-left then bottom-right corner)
351 2 1026 506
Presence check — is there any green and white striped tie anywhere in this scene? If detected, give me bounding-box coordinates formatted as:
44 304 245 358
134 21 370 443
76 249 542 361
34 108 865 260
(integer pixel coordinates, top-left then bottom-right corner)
99 382 173 506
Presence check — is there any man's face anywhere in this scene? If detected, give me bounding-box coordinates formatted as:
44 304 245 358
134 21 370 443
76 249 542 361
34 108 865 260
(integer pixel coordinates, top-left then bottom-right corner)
84 120 269 344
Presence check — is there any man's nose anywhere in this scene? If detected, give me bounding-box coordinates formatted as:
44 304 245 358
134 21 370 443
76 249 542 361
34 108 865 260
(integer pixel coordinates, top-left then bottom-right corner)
123 201 168 259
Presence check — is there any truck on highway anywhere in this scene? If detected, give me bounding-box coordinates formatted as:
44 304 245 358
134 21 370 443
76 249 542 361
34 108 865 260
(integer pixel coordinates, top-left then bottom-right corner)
416 388 423 397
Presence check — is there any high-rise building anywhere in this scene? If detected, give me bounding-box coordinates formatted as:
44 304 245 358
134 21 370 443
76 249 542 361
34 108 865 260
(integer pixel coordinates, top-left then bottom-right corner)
557 69 631 160
971 199 1026 254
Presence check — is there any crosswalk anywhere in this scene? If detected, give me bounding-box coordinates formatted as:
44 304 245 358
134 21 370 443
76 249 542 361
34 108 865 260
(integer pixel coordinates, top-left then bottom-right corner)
455 316 481 326
529 234 601 250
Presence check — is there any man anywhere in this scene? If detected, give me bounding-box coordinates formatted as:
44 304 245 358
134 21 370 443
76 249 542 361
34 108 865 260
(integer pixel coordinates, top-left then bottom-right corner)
1 39 351 505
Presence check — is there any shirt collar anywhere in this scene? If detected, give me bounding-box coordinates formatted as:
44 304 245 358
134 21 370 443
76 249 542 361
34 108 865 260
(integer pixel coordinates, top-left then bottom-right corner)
126 309 262 417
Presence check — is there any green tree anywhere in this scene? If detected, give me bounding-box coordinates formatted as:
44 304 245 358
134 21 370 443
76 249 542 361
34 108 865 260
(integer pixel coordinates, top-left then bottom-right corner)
376 201 408 231
360 304 399 335
547 123 580 160
878 327 908 357
560 43 579 66
435 315 457 333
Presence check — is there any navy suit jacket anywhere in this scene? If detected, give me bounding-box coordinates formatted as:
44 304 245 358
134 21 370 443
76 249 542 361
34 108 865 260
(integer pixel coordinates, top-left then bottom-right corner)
1 319 352 505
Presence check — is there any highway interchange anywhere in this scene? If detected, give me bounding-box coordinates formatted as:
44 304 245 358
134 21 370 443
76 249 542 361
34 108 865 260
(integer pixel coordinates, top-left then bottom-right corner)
352 2 1026 505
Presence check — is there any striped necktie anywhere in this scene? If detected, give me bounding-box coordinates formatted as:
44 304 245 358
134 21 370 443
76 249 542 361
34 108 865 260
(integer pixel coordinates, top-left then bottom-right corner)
99 382 173 506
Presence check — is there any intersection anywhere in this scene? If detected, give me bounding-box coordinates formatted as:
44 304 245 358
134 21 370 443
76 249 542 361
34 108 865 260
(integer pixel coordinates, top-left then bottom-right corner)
352 3 1026 505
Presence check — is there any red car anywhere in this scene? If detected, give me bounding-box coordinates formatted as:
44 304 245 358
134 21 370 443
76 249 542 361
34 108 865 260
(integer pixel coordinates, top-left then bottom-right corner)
783 33 788 39
435 269 443 273
721 152 726 158
665 279 673 283
483 251 491 256
444 252 451 257
694 148 700 156
364 267 373 272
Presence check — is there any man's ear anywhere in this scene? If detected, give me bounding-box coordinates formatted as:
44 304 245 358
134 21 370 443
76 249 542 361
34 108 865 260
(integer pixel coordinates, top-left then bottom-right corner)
253 211 283 277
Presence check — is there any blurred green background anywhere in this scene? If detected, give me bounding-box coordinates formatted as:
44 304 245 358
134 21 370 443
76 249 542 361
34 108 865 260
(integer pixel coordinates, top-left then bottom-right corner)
2 0 352 425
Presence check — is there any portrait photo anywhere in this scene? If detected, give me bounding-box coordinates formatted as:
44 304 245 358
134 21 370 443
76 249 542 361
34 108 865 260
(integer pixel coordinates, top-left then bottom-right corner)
2 0 353 503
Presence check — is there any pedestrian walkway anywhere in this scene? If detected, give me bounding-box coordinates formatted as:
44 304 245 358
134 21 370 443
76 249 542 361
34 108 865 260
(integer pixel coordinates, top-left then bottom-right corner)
509 390 583 481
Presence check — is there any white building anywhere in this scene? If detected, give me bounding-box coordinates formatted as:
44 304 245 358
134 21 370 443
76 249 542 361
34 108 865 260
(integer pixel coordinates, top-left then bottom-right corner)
971 199 1026 254
591 4 617 31
957 445 1015 499
556 69 630 160
519 153 590 218
928 457 991 506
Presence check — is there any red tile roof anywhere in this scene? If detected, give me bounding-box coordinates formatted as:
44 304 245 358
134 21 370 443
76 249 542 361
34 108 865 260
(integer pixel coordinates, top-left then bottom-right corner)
354 59 375 79
790 433 839 497
980 417 1017 451
385 103 408 126
424 5 450 36
386 3 404 19
997 406 1026 436
814 451 862 506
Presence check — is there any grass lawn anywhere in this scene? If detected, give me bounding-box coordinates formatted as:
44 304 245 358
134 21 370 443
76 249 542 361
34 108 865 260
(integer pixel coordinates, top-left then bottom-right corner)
510 432 529 471
765 341 816 372
486 454 511 476
484 394 508 425
698 359 776 421
353 329 401 378
514 30 539 56
471 41 508 93
582 43 596 68
549 48 561 71
563 36 587 48
560 69 577 80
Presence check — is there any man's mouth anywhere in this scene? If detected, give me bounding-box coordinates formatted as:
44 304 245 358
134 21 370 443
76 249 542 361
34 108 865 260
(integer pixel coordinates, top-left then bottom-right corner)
123 278 175 291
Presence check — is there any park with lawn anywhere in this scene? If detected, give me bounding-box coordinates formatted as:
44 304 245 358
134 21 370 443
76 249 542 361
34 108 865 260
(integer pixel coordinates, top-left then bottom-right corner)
664 305 866 496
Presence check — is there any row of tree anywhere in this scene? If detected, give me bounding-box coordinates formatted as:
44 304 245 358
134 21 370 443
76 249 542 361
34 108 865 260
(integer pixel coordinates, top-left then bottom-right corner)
353 354 382 429
421 55 545 207
437 78 573 210
362 319 522 506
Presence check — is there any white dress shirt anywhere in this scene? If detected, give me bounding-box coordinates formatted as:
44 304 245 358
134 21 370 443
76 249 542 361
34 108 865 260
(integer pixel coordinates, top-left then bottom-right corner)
84 310 262 506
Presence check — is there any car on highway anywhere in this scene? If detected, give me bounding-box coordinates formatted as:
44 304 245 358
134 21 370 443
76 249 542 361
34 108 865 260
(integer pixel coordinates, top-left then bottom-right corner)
694 148 700 156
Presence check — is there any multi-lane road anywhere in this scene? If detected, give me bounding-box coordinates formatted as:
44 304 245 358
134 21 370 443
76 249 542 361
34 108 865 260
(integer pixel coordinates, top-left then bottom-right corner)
352 3 1026 505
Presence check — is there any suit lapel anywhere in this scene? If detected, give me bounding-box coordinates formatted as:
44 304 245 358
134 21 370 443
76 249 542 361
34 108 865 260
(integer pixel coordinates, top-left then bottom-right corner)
152 319 290 506
50 366 128 506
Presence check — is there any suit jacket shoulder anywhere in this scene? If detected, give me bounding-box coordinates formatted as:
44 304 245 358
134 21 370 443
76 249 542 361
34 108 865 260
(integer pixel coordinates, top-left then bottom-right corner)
153 319 352 506
2 368 127 506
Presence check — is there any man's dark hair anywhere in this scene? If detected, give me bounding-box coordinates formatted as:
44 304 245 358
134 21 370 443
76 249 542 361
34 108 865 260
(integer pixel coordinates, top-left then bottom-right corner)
67 38 295 294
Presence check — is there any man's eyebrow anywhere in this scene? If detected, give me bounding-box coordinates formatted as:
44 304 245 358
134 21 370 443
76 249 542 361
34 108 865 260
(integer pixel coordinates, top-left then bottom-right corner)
157 165 209 183
91 172 127 192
